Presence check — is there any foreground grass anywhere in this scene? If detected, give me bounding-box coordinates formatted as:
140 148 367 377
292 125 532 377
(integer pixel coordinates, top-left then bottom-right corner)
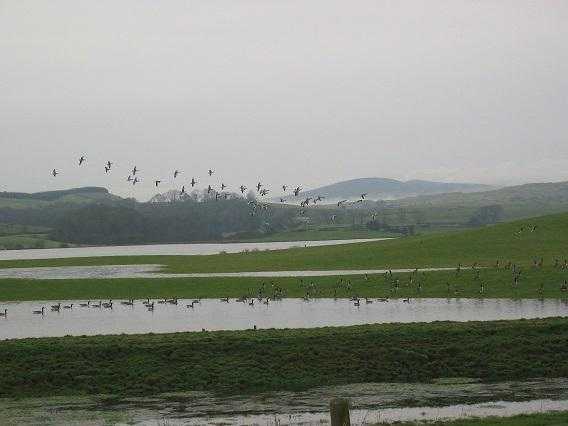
0 212 566 273
1 318 568 398
1 266 567 301
382 411 568 425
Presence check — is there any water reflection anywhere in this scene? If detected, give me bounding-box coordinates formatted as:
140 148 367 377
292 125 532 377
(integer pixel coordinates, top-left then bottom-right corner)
1 298 568 340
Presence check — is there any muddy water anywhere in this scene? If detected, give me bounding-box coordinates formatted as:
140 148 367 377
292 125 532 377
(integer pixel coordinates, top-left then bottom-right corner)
2 379 568 424
1 298 568 340
0 238 387 261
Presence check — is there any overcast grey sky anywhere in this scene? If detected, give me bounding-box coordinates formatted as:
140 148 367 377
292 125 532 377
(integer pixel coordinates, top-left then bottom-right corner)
1 0 567 199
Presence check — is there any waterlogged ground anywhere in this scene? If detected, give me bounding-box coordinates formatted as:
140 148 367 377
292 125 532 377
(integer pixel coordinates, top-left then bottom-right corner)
0 264 455 279
2 298 568 339
2 379 568 425
0 238 387 260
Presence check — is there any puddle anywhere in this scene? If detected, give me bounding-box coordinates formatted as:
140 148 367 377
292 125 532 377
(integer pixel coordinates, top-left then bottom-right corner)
2 379 568 424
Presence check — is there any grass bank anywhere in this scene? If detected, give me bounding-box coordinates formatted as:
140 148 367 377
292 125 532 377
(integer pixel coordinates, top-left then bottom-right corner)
1 318 568 398
383 411 568 425
1 266 567 301
0 212 565 273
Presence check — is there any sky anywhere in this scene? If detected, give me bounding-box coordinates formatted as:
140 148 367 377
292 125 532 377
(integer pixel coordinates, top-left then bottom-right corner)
1 0 567 200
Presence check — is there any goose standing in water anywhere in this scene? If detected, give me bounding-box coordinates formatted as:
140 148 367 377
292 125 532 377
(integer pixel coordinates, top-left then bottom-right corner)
33 307 45 315
79 301 91 307
51 303 61 312
52 169 59 177
63 304 73 309
191 177 197 187
208 169 214 176
0 309 6 317
240 185 247 194
79 156 86 166
174 170 181 179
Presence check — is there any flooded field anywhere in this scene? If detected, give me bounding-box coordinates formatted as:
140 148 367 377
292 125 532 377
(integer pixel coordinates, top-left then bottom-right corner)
2 378 568 425
0 238 386 261
2 297 568 340
0 264 454 280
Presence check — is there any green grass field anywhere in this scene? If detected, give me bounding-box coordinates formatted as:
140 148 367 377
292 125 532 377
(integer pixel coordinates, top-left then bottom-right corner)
0 212 564 274
2 317 568 398
382 411 568 425
1 266 568 301
239 226 392 242
0 319 568 397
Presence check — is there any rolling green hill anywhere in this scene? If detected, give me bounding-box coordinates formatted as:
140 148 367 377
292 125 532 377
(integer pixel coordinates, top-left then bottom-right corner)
392 180 568 222
301 177 491 202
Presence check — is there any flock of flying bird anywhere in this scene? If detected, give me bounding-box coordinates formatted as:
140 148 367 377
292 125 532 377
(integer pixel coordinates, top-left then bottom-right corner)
50 155 373 219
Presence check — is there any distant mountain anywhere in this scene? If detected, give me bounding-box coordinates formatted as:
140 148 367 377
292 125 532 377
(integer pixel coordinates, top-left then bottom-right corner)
300 178 492 202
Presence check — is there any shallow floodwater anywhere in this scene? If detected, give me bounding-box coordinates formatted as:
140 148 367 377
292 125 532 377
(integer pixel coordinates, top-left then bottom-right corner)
1 298 567 340
0 264 454 280
2 379 568 425
0 238 386 261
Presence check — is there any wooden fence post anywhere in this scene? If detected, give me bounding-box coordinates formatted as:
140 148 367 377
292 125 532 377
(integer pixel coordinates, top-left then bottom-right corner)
330 398 350 426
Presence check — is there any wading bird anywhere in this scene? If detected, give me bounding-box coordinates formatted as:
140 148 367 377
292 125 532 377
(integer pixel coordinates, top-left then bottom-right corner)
79 156 86 166
52 169 58 177
191 177 197 187
32 307 45 315
208 169 214 176
155 180 161 187
174 170 180 178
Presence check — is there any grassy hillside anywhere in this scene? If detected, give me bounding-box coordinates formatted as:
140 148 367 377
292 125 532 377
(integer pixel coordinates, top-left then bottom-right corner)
0 187 117 209
0 212 564 274
1 318 568 398
301 177 491 201
393 181 568 222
